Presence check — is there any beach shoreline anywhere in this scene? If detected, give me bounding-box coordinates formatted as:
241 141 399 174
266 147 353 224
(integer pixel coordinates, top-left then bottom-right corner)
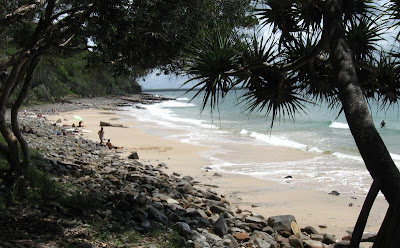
47 104 388 239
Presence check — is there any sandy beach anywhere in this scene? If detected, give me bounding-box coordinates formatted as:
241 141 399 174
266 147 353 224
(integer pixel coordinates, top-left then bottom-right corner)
48 107 389 239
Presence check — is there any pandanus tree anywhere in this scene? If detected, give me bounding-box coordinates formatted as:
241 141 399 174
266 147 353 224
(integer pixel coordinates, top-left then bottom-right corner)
183 0 400 246
0 1 255 185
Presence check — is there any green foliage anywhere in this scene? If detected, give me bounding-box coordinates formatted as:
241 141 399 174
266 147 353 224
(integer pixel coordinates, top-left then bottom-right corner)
27 51 142 101
184 30 242 110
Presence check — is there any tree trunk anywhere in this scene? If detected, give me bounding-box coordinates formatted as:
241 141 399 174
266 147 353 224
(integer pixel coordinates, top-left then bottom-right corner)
325 0 400 245
10 57 40 174
325 0 400 205
0 58 29 172
350 179 381 248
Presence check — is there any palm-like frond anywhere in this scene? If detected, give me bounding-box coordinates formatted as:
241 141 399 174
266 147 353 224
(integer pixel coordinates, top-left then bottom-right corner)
375 54 400 108
282 34 338 103
346 16 385 62
240 72 308 129
342 0 374 23
293 0 324 30
183 31 241 110
238 33 308 128
242 33 278 67
385 0 400 35
256 0 299 46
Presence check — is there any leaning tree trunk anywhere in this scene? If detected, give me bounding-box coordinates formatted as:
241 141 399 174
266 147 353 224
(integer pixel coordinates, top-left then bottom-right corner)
325 0 400 246
0 57 29 173
10 57 40 175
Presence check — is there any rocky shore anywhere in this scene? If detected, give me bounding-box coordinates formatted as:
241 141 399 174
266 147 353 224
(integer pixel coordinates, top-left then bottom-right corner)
1 96 376 248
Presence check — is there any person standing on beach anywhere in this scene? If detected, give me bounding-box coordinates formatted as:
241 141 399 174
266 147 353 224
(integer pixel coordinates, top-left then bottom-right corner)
98 127 105 144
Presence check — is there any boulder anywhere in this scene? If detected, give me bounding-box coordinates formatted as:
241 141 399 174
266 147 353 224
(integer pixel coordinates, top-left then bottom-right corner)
214 216 228 237
303 239 324 248
267 215 297 232
205 232 222 243
147 206 168 225
310 234 324 242
289 235 304 248
334 241 350 248
302 226 320 235
224 234 240 248
233 232 250 242
254 238 272 248
251 231 277 248
246 216 266 225
203 191 221 201
323 234 337 245
173 222 191 237
329 190 340 196
210 205 227 214
128 152 139 159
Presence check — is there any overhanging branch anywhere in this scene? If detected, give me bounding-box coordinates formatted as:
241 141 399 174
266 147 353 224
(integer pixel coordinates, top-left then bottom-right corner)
0 0 47 32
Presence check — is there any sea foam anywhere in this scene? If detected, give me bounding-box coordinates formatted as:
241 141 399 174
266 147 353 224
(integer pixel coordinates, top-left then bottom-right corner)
329 121 349 129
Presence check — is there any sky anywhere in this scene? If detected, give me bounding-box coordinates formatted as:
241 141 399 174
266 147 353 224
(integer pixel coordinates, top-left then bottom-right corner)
139 72 189 90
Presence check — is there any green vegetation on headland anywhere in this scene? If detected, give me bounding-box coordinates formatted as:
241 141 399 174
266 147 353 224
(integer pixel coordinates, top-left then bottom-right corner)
26 51 142 103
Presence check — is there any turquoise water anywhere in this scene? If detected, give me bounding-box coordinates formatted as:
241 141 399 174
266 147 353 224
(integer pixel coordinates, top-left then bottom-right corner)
123 89 400 195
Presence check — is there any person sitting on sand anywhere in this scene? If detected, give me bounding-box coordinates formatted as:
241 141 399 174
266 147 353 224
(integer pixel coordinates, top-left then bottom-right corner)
106 139 123 149
78 121 84 127
98 127 104 144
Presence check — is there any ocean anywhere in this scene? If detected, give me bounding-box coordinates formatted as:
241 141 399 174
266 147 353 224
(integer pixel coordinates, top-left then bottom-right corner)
121 89 400 195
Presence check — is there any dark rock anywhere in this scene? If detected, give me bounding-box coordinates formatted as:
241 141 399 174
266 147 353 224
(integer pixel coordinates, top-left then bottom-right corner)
147 206 168 225
203 191 221 201
360 233 377 242
224 234 240 248
210 205 227 214
251 231 277 247
302 226 320 235
334 241 350 248
279 230 292 238
263 226 275 235
182 175 193 181
173 222 191 237
166 209 181 222
246 216 266 225
254 238 272 248
128 152 139 159
289 235 304 248
284 175 293 179
267 215 296 232
214 216 228 237
100 121 127 128
329 190 340 196
323 234 337 244
157 162 167 168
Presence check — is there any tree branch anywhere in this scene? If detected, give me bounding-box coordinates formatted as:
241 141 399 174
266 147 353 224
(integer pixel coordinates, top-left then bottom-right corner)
0 0 47 32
